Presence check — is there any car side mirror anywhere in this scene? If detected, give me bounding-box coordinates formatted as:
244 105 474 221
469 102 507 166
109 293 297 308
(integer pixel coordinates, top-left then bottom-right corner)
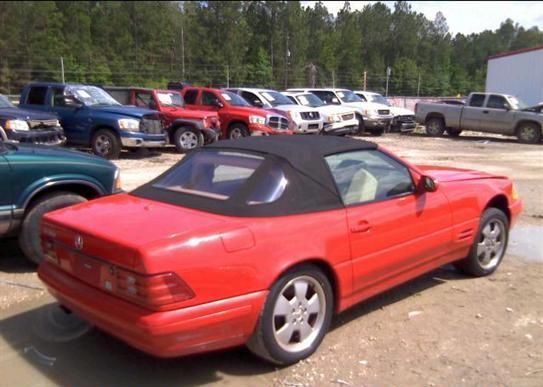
332 97 340 104
253 100 264 108
216 101 224 108
504 104 511 111
63 96 82 108
419 175 438 193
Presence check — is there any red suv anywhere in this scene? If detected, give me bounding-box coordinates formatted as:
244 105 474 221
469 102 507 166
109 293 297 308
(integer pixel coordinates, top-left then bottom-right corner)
182 87 292 139
105 87 221 152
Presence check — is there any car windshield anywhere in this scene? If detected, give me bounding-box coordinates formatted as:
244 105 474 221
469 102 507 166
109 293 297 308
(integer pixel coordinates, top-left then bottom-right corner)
508 96 528 110
296 93 324 107
157 92 184 107
0 95 14 108
261 91 295 106
221 91 250 107
368 94 390 106
337 90 363 103
65 85 121 106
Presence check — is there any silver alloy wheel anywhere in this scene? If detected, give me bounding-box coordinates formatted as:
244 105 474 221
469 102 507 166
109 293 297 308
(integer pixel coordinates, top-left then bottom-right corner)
95 134 112 156
229 127 244 139
179 131 199 149
272 275 326 353
426 120 443 136
477 219 506 270
519 126 537 142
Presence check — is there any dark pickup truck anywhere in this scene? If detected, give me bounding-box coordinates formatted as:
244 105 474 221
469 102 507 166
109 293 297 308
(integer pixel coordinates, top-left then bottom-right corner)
0 94 65 145
19 83 168 159
104 87 220 152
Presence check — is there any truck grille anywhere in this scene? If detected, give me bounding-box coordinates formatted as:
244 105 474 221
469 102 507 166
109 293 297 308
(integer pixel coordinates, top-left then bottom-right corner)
341 113 355 121
140 115 164 134
378 109 390 115
28 119 59 129
300 111 320 120
267 115 289 130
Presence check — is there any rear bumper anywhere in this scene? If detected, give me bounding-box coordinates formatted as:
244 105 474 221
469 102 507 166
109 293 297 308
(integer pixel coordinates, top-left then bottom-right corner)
38 262 267 358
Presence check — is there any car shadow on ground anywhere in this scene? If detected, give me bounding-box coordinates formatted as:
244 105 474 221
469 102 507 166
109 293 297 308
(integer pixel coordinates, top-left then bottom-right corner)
0 238 36 274
401 131 542 145
0 265 471 385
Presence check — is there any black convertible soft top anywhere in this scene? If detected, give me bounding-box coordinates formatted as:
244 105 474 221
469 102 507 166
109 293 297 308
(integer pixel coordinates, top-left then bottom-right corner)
133 136 379 217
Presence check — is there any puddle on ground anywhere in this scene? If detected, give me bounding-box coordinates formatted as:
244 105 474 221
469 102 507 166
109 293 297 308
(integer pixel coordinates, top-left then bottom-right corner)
508 225 543 263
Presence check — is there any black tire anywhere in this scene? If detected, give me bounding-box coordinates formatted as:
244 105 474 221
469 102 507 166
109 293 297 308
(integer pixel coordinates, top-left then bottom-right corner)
19 192 87 265
91 129 121 159
516 122 542 144
454 208 509 277
173 126 202 153
355 114 365 135
228 123 250 139
447 128 462 137
371 127 385 136
425 117 445 136
247 264 334 365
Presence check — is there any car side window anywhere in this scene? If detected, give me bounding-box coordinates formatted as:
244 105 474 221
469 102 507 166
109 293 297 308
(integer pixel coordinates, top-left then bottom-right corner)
487 95 509 110
469 94 486 107
240 91 262 107
51 88 66 106
312 91 336 105
26 87 48 105
202 91 220 106
325 150 414 206
135 92 153 108
357 94 367 101
184 89 198 104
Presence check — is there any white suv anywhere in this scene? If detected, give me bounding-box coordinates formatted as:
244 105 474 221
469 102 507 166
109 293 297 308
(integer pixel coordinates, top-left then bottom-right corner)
226 88 324 134
354 91 416 132
281 91 359 135
287 88 393 135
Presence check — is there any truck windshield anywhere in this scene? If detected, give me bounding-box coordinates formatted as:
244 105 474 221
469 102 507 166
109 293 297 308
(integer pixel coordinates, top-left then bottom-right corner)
0 95 14 108
261 91 294 106
508 96 528 110
367 94 391 106
66 86 121 106
157 92 184 107
337 90 363 103
296 93 324 107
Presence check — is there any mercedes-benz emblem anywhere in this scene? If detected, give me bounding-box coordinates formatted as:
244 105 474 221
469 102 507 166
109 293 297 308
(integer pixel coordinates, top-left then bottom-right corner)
74 235 84 250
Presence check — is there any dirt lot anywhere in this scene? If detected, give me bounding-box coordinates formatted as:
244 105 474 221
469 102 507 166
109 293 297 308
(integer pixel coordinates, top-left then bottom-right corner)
0 131 542 387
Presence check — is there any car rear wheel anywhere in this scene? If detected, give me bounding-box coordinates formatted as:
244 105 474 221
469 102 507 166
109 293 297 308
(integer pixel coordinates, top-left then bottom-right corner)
454 208 509 277
516 123 541 144
19 192 87 265
91 129 121 159
173 127 202 153
447 128 462 137
247 265 333 365
425 117 445 136
228 123 250 139
355 114 365 135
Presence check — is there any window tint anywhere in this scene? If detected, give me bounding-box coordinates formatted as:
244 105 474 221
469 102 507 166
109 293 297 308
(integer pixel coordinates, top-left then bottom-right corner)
135 92 153 108
246 164 288 205
487 95 509 109
106 89 130 105
51 88 66 106
325 150 414 205
154 150 264 200
202 91 220 106
26 87 48 105
184 89 198 104
356 93 367 101
469 94 486 107
241 91 261 106
311 91 339 105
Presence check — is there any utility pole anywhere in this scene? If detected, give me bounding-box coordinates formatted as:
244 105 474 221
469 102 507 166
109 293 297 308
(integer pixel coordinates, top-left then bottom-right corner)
417 72 421 96
284 34 289 89
385 66 391 97
181 24 185 80
60 57 65 83
226 65 230 88
363 71 367 91
332 70 335 88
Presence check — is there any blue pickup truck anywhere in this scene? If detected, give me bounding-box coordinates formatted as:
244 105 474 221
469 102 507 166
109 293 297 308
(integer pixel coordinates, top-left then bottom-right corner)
19 83 168 159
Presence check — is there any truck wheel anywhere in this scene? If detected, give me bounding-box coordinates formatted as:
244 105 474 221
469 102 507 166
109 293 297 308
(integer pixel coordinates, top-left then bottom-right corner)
228 123 249 139
91 129 121 159
19 192 87 265
355 114 365 135
425 118 445 136
516 123 541 144
173 127 202 153
447 128 462 137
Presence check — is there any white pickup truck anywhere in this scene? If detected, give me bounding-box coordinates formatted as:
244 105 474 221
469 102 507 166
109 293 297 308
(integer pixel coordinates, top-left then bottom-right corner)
415 92 543 143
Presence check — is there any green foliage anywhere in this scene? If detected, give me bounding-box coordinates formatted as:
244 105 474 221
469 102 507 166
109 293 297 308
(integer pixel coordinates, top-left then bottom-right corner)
0 1 541 96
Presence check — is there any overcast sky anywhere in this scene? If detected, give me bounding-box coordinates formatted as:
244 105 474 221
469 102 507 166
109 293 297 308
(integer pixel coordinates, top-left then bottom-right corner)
301 1 543 35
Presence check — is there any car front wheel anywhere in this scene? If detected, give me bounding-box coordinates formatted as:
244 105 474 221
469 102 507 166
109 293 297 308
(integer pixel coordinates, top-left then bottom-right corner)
454 208 509 277
247 265 333 365
173 127 202 153
91 129 121 159
19 192 87 264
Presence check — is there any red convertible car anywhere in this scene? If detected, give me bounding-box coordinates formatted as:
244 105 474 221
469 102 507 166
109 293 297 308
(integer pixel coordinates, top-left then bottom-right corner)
38 136 522 365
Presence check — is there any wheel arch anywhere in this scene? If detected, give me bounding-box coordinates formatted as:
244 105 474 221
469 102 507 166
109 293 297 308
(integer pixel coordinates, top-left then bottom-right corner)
90 125 120 141
169 120 201 142
227 120 248 130
484 194 511 224
514 120 541 135
425 113 445 123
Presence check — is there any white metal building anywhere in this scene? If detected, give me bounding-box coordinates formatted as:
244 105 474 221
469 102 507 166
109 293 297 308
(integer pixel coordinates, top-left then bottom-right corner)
486 45 543 106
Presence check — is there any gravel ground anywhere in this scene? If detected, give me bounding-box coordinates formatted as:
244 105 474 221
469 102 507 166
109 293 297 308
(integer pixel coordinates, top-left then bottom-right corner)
0 130 542 386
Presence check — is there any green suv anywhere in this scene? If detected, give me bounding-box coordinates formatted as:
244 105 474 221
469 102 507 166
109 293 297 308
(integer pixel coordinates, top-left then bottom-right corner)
0 139 121 263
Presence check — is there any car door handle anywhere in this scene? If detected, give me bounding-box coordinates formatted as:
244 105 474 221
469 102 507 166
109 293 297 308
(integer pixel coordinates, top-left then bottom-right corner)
482 110 489 114
351 220 371 233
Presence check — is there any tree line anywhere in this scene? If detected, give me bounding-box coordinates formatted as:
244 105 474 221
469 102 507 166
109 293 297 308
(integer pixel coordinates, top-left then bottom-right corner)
0 1 541 96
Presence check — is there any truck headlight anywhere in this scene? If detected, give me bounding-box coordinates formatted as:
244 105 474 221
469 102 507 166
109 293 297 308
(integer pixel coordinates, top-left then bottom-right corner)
118 118 141 131
249 115 266 125
327 114 341 123
5 119 29 131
